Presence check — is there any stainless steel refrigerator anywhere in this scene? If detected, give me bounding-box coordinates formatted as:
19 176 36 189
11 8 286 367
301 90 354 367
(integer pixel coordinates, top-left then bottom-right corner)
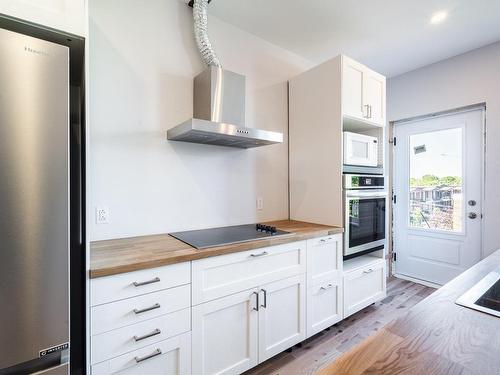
0 27 71 374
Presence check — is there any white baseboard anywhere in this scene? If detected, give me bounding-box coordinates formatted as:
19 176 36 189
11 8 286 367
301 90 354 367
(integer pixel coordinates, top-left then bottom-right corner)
394 273 441 289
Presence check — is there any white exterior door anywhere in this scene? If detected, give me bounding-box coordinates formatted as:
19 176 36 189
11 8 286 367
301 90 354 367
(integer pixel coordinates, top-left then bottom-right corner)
192 289 259 375
393 109 484 285
258 275 306 362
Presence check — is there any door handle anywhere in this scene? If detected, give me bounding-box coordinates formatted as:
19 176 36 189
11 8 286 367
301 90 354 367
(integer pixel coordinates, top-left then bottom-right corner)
133 303 161 315
252 291 259 311
468 212 478 219
135 348 162 363
133 277 160 287
363 104 370 118
260 289 267 309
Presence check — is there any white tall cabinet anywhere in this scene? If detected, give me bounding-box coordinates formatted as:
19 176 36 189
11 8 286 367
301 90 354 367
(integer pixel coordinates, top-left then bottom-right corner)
289 54 386 227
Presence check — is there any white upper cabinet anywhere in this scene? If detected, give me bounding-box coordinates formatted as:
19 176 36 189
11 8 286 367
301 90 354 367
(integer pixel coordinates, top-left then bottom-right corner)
342 56 386 126
0 0 86 36
343 58 365 120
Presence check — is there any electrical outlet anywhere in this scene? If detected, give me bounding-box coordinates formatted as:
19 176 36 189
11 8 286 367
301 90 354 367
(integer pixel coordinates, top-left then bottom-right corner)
257 197 264 211
96 206 109 224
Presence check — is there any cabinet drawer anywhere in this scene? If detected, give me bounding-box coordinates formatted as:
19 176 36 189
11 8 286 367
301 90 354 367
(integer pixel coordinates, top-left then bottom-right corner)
91 308 190 365
91 262 191 306
91 285 190 335
91 332 191 375
344 259 385 317
306 276 343 338
307 234 342 285
192 241 306 305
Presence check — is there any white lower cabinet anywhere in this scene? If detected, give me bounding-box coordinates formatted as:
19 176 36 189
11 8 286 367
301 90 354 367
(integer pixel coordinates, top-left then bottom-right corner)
343 258 386 317
91 332 191 375
306 276 343 338
192 274 307 374
192 289 259 375
258 274 306 362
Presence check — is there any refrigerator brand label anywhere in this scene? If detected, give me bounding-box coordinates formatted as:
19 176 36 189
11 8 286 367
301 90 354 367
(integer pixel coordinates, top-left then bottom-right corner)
39 342 69 357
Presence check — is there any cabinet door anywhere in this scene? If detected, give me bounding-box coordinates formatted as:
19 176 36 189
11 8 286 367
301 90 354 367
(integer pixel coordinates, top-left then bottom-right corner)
0 0 86 36
258 274 306 363
363 71 386 126
344 260 386 317
192 289 258 375
307 234 343 284
306 277 343 338
91 332 191 375
342 57 365 120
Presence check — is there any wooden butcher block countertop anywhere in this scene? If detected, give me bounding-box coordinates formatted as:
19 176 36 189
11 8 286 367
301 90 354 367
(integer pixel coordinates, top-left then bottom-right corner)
90 220 343 278
318 249 500 375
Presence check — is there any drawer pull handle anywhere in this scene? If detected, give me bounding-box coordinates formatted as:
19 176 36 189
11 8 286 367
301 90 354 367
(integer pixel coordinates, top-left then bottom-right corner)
363 268 374 274
320 237 333 243
133 277 160 287
250 251 268 258
133 303 161 315
134 328 162 342
320 284 333 291
135 348 162 363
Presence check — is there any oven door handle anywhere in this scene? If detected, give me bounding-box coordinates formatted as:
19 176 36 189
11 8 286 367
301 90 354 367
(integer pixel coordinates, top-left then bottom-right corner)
346 191 388 198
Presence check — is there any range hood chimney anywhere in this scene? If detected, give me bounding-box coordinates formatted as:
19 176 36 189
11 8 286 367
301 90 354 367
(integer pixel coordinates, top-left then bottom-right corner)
167 0 283 149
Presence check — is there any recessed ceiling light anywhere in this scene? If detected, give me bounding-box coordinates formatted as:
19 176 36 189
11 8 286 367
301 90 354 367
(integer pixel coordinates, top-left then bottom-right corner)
430 10 448 25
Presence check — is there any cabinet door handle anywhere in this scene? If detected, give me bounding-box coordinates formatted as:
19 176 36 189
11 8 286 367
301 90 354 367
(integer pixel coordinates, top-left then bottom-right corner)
260 289 267 308
363 268 374 274
320 237 333 243
133 303 161 315
320 284 333 291
369 105 373 119
363 104 370 118
134 328 162 342
133 277 160 287
250 251 268 258
252 291 259 311
135 348 162 363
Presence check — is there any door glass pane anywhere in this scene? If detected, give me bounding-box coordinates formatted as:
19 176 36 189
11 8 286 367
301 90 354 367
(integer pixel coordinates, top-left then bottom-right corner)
409 128 463 232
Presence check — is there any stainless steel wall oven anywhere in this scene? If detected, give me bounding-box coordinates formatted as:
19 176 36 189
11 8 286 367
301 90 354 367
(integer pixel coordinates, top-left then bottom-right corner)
344 174 387 259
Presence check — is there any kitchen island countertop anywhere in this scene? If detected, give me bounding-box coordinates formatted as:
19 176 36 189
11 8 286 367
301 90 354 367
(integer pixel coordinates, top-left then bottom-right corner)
318 249 500 375
90 220 343 278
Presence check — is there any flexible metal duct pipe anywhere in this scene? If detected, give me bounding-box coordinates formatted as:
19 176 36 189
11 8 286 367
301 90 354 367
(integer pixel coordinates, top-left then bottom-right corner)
192 0 222 67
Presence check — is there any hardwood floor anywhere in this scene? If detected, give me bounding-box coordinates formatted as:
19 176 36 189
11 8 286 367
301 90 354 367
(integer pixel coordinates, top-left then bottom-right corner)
243 277 436 375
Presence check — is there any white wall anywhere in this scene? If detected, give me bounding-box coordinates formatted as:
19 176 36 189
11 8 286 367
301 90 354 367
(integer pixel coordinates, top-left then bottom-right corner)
89 0 312 241
388 41 500 257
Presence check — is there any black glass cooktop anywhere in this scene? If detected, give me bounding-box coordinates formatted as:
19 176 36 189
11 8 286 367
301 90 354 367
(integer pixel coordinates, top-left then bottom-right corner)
169 224 292 249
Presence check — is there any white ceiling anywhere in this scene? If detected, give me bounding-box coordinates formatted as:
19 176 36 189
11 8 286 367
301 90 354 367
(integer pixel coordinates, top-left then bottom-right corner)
208 0 500 77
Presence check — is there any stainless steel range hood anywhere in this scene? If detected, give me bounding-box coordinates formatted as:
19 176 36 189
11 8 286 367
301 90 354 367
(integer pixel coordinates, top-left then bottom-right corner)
167 66 283 149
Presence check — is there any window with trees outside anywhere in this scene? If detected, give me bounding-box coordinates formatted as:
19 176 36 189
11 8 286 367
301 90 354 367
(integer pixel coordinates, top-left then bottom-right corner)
408 127 463 232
